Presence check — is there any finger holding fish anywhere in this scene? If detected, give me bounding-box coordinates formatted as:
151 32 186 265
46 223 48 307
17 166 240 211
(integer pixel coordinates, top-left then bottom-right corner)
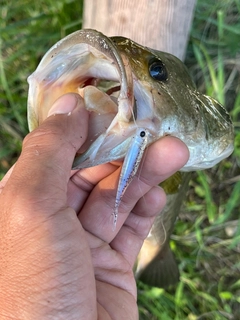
77 136 189 243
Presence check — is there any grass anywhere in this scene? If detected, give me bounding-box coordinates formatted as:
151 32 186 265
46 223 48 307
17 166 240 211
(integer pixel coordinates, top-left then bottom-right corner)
0 0 239 319
0 0 84 175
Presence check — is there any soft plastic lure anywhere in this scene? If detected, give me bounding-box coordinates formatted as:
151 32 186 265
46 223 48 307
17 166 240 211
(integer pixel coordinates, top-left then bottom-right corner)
113 128 150 228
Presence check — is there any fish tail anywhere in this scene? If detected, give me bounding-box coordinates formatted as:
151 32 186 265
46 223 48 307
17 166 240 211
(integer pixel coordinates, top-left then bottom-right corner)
136 244 179 288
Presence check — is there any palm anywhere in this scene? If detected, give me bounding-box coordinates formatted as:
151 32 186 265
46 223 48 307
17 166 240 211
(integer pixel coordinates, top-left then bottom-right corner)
94 242 138 319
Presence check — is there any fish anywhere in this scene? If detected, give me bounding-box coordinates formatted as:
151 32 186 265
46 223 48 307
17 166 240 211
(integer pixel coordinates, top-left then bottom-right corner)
27 29 234 287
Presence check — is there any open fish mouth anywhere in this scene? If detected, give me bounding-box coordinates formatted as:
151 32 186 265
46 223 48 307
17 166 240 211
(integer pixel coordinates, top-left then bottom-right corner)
27 29 154 169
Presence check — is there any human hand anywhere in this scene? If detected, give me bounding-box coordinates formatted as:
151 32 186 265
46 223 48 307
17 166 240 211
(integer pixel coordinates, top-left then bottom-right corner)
0 93 189 320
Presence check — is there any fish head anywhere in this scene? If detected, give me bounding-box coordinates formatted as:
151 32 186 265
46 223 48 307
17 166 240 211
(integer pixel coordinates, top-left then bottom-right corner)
111 36 234 170
27 30 234 171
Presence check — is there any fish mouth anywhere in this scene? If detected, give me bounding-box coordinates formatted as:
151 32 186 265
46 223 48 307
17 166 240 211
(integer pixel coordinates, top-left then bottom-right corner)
73 68 155 169
27 29 155 169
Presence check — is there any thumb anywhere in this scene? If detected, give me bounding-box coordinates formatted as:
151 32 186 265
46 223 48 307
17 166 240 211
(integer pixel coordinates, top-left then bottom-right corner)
0 95 96 317
3 93 89 210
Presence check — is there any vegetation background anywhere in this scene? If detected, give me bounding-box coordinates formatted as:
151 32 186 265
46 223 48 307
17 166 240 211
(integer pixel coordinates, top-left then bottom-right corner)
0 0 239 319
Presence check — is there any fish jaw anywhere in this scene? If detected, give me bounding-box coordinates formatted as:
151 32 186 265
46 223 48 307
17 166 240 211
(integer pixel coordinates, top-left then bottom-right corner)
72 80 158 169
27 30 151 171
27 29 134 132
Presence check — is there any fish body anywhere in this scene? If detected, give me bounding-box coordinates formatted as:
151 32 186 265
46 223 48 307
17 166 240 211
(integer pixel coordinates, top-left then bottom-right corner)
135 171 191 287
27 29 234 287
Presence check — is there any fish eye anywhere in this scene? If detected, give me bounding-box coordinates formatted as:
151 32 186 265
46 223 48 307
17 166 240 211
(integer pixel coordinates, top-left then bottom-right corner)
140 131 146 137
149 59 168 81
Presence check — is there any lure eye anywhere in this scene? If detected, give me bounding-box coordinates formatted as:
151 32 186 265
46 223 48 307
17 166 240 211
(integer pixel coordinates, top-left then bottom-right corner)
149 59 168 81
140 131 146 137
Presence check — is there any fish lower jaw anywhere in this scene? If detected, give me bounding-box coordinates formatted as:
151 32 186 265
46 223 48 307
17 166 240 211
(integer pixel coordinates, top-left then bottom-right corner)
75 85 160 166
72 120 157 169
182 142 234 171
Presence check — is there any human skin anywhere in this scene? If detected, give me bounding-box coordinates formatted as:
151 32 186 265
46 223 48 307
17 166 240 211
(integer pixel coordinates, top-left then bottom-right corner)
0 93 189 320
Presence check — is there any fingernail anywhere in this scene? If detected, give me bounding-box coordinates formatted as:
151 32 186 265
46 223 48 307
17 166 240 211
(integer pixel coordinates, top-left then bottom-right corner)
47 94 78 117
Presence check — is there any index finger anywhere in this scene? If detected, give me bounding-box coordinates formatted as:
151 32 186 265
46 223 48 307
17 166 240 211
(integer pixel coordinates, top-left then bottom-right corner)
78 136 189 242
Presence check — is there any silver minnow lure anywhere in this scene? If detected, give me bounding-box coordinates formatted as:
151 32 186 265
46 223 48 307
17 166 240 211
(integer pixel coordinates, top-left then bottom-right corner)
113 128 150 228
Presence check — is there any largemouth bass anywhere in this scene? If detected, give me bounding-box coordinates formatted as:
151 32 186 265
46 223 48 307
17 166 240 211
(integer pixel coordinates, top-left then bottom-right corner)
27 29 234 287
